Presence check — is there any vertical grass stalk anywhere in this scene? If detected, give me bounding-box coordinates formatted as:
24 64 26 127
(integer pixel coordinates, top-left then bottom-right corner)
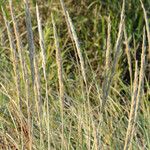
24 0 43 148
52 13 65 149
124 26 133 87
36 4 50 150
101 0 125 110
124 28 146 150
140 0 150 59
8 1 32 149
105 16 111 71
124 61 139 150
66 11 87 86
2 7 24 149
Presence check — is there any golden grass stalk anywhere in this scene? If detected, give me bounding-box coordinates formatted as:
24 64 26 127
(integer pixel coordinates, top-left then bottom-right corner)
124 28 146 150
101 0 125 110
9 1 32 149
124 61 139 150
124 26 133 87
34 60 42 115
59 0 87 85
9 0 26 81
65 8 91 147
36 4 47 108
66 11 87 86
52 13 65 149
36 4 46 80
52 14 64 110
36 3 50 149
0 131 19 150
2 7 25 149
134 27 146 125
105 16 111 71
59 0 73 39
59 0 81 76
2 7 21 110
140 0 150 60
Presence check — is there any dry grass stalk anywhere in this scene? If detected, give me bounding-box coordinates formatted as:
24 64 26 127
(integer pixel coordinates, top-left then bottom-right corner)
24 0 35 84
59 0 74 47
36 4 46 80
60 0 86 85
9 1 32 149
66 11 87 86
9 0 26 81
105 16 111 71
36 4 47 108
140 0 150 60
2 8 25 149
65 9 93 149
36 3 50 150
52 14 64 109
24 0 42 117
59 0 73 41
34 59 42 116
52 13 65 149
101 0 125 110
124 26 133 87
24 0 43 147
124 61 139 150
2 7 21 109
59 0 81 77
0 132 19 150
134 28 146 124
24 64 32 150
124 28 146 150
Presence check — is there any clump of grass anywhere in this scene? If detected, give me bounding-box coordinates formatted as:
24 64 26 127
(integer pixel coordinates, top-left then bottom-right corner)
102 0 125 110
2 7 21 107
9 0 32 149
124 28 146 150
60 0 87 87
0 0 149 149
124 60 139 150
1 11 25 149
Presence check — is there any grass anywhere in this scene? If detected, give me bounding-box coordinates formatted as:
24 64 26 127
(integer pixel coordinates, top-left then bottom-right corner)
0 0 150 149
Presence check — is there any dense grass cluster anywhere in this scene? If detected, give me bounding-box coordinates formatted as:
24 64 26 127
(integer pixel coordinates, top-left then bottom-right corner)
0 0 149 149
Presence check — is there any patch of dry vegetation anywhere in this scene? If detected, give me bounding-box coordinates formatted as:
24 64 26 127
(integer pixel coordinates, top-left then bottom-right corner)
0 0 149 149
